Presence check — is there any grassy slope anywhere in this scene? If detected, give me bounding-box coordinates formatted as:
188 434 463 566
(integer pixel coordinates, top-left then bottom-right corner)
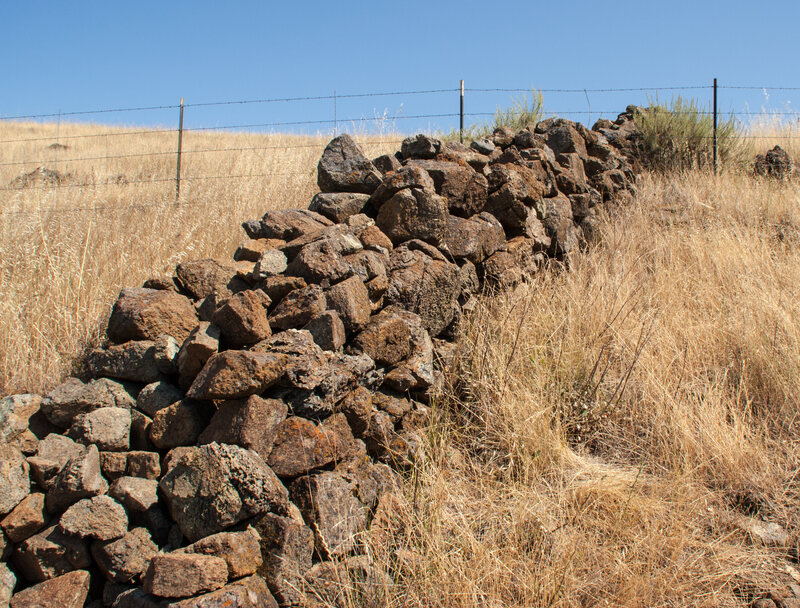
2 119 800 606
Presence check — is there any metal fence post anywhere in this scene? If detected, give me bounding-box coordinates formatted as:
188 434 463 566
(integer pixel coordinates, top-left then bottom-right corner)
176 98 184 200
712 78 718 175
459 80 464 143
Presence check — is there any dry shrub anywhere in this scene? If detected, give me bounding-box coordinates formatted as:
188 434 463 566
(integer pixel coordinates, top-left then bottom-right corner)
370 170 800 607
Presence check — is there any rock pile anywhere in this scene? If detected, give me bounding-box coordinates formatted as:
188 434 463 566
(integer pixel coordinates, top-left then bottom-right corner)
0 117 637 607
755 145 795 180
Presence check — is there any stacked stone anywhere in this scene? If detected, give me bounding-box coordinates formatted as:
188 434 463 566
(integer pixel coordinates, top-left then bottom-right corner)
0 116 636 607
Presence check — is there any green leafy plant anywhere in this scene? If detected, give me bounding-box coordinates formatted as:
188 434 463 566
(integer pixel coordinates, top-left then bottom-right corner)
634 96 751 171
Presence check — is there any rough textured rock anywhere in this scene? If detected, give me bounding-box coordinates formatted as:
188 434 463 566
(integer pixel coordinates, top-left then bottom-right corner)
28 434 82 490
211 291 272 347
180 531 262 579
159 443 289 542
309 192 371 223
135 381 183 418
109 477 159 514
304 310 346 351
10 570 90 608
143 553 228 599
12 524 91 582
252 249 288 280
58 495 128 541
68 407 131 452
89 338 177 384
384 243 461 336
407 159 488 217
198 395 287 460
755 145 794 179
176 322 220 389
169 575 277 608
1 492 46 543
444 212 506 263
187 350 287 400
107 288 198 344
0 562 14 607
317 134 382 194
175 258 244 301
91 527 159 583
0 444 30 517
269 285 327 331
368 164 435 208
401 134 442 159
291 471 368 558
234 238 283 262
46 444 108 514
43 378 136 429
325 275 371 332
149 399 212 450
376 187 448 246
1 394 41 446
252 513 314 606
267 414 356 478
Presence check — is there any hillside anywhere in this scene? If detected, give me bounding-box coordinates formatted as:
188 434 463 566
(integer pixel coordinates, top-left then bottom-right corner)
1 117 800 606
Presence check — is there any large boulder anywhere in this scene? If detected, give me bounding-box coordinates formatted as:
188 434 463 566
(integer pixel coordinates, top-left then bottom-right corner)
406 159 488 217
375 187 448 246
317 134 382 194
384 242 462 337
107 288 198 344
186 350 287 400
159 443 289 542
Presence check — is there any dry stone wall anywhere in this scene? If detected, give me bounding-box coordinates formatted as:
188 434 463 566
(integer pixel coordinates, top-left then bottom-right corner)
0 111 638 607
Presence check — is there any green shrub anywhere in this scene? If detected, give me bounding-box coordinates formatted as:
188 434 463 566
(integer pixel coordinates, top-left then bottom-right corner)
634 96 751 171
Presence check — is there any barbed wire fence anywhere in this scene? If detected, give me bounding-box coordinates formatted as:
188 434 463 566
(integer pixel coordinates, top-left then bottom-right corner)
1 81 798 216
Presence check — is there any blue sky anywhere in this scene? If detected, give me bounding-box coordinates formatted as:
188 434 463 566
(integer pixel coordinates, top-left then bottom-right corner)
1 1 798 134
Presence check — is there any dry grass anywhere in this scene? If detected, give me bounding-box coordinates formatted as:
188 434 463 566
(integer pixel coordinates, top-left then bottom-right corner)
0 121 399 392
3 119 800 606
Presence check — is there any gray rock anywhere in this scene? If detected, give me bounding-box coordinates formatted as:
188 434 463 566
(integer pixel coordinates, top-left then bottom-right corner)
89 338 177 384
58 495 128 541
0 562 15 607
110 477 159 514
401 134 442 159
317 134 382 194
308 192 371 223
135 382 183 418
376 187 449 247
68 407 132 452
43 378 136 429
0 393 41 444
252 250 288 280
148 399 212 450
470 138 495 155
159 443 289 542
92 527 159 583
290 471 367 558
0 444 30 517
46 444 108 514
252 513 314 606
304 310 346 351
27 434 82 489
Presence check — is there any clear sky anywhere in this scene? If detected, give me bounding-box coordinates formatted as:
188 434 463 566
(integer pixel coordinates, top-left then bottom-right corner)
2 1 798 134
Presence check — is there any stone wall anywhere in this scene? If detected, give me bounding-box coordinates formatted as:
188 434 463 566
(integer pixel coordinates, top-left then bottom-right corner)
0 112 638 607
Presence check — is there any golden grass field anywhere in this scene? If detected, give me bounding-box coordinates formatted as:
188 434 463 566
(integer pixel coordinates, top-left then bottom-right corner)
1 118 800 606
